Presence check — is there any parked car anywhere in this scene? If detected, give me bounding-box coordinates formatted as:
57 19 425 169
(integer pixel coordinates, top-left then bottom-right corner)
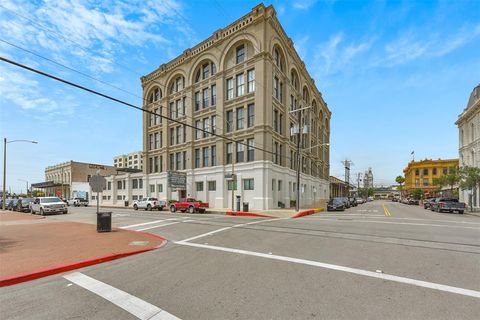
170 198 209 213
338 197 351 208
367 196 374 202
67 198 89 207
7 199 19 211
133 197 166 211
430 198 466 214
348 197 358 207
31 197 68 215
327 198 345 211
16 198 34 212
424 198 437 209
408 199 420 205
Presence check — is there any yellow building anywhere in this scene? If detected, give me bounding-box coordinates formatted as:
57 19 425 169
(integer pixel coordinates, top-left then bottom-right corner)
403 159 459 197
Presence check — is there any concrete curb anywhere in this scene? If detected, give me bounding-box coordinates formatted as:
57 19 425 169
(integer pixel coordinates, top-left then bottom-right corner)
291 208 324 219
0 230 167 288
225 211 277 218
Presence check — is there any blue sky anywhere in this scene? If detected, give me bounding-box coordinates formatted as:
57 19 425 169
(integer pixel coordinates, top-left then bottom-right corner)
1 0 479 193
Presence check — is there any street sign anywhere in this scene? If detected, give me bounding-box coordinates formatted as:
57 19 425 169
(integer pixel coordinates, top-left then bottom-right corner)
89 174 107 193
168 171 186 189
224 174 236 179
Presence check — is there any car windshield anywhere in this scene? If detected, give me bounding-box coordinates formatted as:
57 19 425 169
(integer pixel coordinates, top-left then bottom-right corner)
20 198 34 203
41 197 62 203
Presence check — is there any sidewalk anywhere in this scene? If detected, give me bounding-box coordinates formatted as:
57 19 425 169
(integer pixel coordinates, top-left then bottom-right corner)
208 207 325 218
0 211 166 287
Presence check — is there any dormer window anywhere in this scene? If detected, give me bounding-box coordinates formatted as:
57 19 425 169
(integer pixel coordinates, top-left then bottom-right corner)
236 44 245 64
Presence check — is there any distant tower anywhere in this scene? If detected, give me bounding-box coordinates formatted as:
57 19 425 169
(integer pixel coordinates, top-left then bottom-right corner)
364 168 373 188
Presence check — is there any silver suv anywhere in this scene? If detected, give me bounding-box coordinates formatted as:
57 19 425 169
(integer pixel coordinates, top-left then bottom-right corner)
31 197 68 215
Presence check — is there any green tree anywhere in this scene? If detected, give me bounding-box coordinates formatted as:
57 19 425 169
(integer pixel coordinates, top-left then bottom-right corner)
460 166 480 204
395 175 405 198
444 166 461 197
411 188 424 200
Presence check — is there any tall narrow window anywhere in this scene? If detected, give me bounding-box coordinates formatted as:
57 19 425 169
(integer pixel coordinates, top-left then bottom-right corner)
203 147 209 167
247 138 254 162
236 107 244 130
211 145 217 166
226 110 233 133
202 63 209 79
149 134 154 150
155 132 160 149
154 156 159 172
273 110 278 132
211 84 216 105
236 74 244 97
169 154 174 170
279 81 283 102
170 128 175 146
247 103 254 127
236 142 244 162
236 44 245 64
247 69 255 93
279 114 283 134
195 120 201 140
195 149 200 168
195 91 200 111
226 143 233 164
211 115 216 134
273 77 279 100
169 102 175 119
226 78 233 100
203 118 210 138
202 88 209 108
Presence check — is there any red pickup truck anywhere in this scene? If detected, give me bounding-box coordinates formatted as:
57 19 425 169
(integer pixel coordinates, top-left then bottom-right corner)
170 198 209 214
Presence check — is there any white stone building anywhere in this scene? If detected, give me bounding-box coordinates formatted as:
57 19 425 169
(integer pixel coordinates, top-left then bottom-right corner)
456 84 480 209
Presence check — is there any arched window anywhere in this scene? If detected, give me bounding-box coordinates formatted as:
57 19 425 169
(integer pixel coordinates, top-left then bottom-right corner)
303 87 309 103
194 61 216 83
148 87 162 103
290 70 299 91
273 46 284 72
471 123 475 142
169 75 185 94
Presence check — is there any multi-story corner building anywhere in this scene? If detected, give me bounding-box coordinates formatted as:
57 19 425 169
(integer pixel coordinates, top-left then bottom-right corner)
456 84 480 208
139 4 330 210
113 151 144 170
98 4 331 210
403 159 459 197
31 161 117 199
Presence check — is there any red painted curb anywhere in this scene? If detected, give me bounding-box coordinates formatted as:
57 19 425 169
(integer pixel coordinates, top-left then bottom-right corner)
226 211 277 218
291 209 320 219
0 230 168 288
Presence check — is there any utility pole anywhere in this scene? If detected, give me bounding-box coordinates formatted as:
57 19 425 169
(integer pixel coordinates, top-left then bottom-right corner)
357 173 362 197
2 138 6 210
296 108 302 212
342 159 353 197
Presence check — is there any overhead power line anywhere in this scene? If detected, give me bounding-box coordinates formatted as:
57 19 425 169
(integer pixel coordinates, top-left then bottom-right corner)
0 56 303 163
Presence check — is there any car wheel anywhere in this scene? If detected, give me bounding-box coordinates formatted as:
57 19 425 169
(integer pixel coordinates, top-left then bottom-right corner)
458 210 464 214
188 206 195 214
133 204 138 210
158 207 163 211
63 211 67 214
147 204 152 211
170 205 176 213
40 208 45 216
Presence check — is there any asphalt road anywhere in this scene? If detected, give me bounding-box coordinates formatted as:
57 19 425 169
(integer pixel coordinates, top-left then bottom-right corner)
1 201 479 319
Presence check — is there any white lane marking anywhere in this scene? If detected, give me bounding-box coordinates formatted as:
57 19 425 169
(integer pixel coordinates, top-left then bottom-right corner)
136 222 181 231
175 242 480 299
305 218 480 230
120 218 185 229
63 272 181 320
178 218 282 243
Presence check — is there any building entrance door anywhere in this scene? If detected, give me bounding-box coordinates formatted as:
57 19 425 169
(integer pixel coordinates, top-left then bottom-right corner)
178 189 186 199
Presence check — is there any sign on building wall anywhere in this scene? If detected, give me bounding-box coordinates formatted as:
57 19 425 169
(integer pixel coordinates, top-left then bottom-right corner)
168 171 186 189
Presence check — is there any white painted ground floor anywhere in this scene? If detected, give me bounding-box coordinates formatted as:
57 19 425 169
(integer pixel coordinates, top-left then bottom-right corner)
91 161 329 210
459 187 480 211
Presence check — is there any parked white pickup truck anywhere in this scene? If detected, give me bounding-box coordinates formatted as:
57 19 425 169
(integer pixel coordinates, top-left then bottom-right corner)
67 198 89 207
31 197 68 215
132 197 166 211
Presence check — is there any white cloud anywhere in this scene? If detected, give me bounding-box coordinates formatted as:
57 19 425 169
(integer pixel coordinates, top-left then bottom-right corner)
313 33 373 76
293 0 318 10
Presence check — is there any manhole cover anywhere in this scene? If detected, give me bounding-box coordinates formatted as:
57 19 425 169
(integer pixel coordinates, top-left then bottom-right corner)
129 241 149 246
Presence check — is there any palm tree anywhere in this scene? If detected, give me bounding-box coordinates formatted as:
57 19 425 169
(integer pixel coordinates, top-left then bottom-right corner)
395 175 405 199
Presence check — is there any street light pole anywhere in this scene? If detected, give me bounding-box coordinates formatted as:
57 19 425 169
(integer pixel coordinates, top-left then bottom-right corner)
2 138 38 210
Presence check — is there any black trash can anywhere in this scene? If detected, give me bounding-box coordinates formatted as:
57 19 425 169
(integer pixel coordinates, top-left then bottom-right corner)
124 200 129 207
243 202 249 212
97 212 112 232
